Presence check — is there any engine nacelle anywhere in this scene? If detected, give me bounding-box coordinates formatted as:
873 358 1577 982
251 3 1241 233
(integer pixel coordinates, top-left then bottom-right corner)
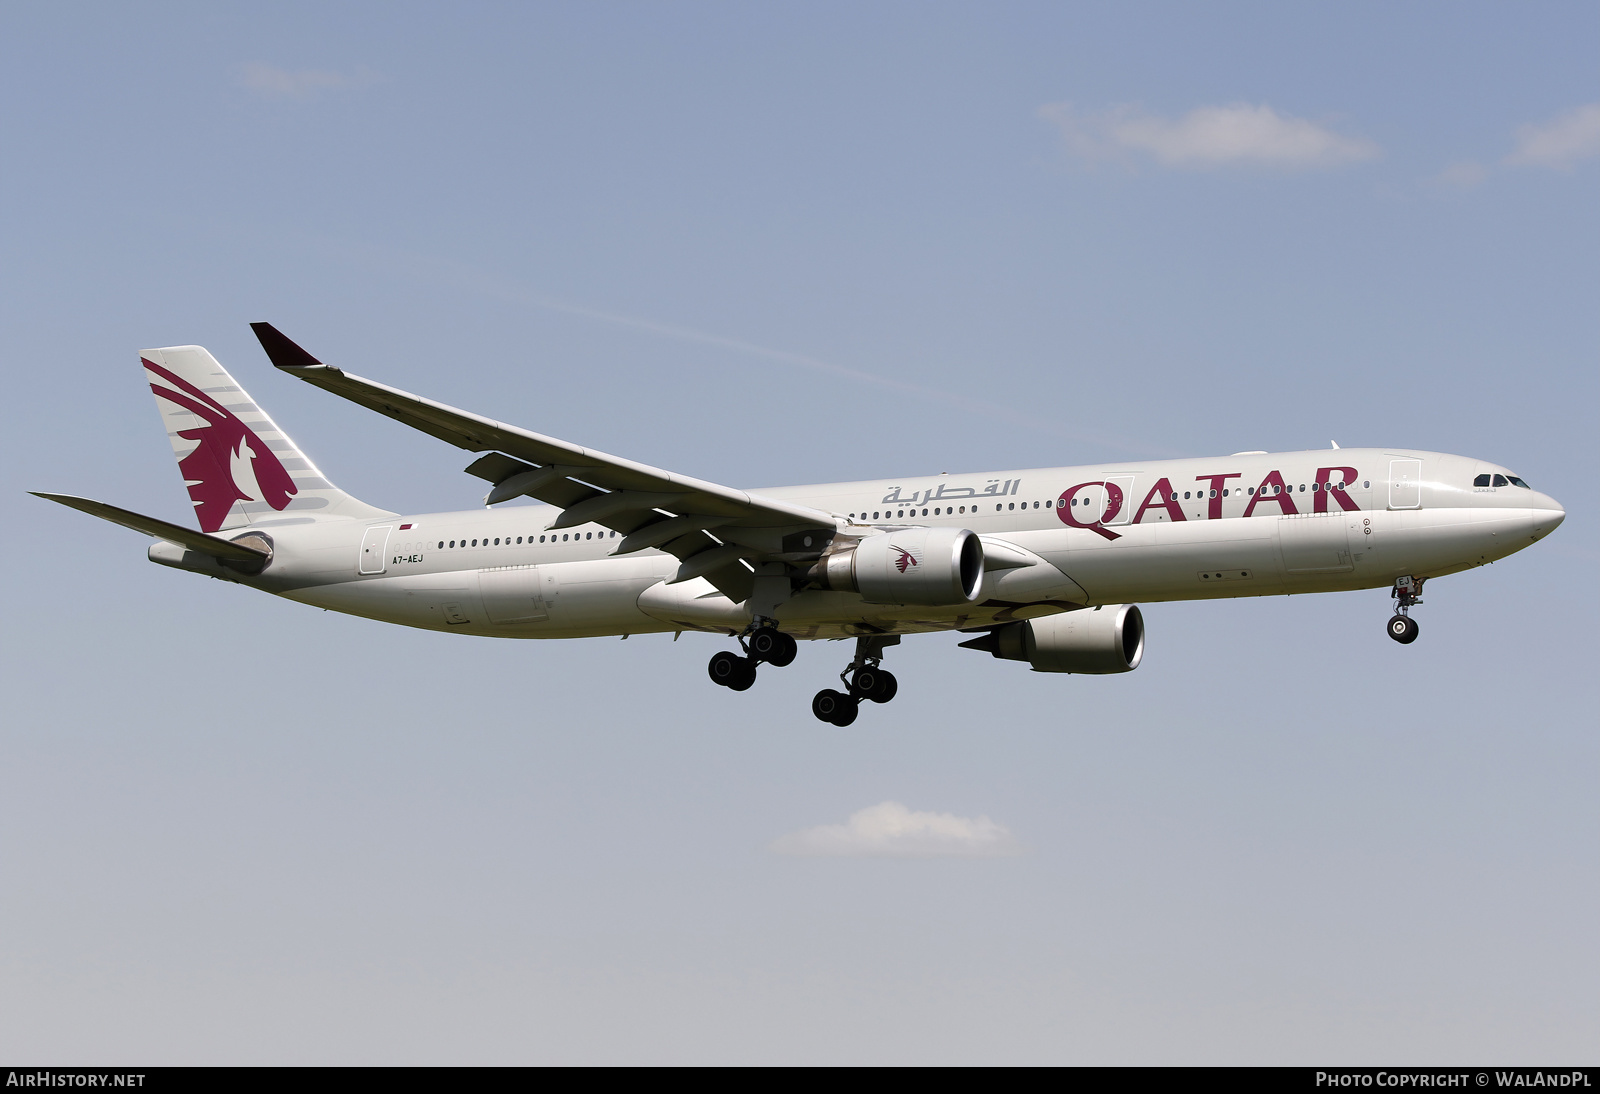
812 527 984 606
961 604 1144 673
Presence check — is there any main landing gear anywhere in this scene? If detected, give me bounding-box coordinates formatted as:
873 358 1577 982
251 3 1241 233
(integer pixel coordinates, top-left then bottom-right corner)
707 627 902 728
1387 576 1425 644
707 623 797 692
812 635 900 727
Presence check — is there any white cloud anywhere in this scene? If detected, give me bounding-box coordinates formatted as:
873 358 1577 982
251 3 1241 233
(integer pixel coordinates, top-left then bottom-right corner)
768 801 1023 858
238 62 372 101
1039 101 1380 171
1505 103 1600 169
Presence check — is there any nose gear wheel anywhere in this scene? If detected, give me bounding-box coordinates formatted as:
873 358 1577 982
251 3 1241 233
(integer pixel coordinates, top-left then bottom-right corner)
1386 577 1425 645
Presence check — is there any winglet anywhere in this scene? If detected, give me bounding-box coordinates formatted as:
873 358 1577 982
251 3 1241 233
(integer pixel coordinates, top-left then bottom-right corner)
250 322 322 370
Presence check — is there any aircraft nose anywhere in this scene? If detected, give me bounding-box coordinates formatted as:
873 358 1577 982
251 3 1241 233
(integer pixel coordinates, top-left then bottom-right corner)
1532 495 1565 538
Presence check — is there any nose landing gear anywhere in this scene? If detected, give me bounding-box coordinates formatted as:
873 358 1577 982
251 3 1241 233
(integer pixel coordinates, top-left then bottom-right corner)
1387 576 1425 644
813 635 900 726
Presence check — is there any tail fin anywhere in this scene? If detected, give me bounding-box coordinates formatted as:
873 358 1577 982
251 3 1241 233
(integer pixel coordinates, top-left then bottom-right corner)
142 345 392 532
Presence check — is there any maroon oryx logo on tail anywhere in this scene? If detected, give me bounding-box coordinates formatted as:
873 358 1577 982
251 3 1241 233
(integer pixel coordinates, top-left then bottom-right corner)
145 359 297 532
892 545 919 573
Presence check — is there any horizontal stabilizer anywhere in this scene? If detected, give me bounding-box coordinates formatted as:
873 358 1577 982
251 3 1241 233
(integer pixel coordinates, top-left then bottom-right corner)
30 492 270 563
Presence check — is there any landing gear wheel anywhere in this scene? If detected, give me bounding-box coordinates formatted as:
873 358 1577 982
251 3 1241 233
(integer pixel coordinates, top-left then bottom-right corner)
748 629 797 667
1387 615 1419 644
812 689 858 726
851 667 898 704
727 659 757 690
709 650 757 689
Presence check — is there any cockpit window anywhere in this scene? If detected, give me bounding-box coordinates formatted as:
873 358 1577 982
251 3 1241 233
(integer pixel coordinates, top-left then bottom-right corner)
1474 474 1491 487
1492 474 1508 487
1507 476 1531 488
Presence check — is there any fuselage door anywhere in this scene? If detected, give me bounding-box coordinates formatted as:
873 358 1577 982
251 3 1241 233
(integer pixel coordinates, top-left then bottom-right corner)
359 525 392 574
1104 476 1137 526
1388 460 1423 510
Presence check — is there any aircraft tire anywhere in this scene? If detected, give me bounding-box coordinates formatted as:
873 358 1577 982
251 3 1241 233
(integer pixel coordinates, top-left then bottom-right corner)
750 629 797 667
1387 615 1419 644
812 688 854 724
852 667 897 704
768 632 798 667
727 658 758 690
708 650 745 687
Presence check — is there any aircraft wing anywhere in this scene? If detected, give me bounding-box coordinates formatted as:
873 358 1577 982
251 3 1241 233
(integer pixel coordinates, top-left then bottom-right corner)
252 323 839 601
30 492 272 564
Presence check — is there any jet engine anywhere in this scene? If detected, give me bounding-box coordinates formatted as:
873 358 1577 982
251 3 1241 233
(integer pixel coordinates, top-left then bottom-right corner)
959 604 1144 673
810 527 984 606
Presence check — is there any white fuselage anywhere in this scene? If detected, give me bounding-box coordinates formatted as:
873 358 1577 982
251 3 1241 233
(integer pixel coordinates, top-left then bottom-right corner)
197 448 1564 641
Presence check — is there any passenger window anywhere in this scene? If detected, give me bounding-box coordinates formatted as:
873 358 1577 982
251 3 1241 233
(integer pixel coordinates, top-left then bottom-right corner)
1474 474 1491 487
1492 474 1508 487
1184 491 1191 499
921 508 928 516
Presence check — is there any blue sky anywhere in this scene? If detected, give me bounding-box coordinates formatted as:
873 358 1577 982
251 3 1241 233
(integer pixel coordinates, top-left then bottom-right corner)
1 1 1595 1063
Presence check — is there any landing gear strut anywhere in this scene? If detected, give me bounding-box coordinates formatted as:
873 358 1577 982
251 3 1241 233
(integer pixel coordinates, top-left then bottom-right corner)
813 635 900 726
708 622 798 692
1387 576 1424 645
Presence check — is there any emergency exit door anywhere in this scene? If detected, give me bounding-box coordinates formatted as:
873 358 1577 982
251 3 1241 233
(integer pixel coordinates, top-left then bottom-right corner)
1388 460 1422 510
359 525 392 574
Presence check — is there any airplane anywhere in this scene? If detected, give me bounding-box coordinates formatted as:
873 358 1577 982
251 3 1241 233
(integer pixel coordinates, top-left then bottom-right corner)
33 324 1566 726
